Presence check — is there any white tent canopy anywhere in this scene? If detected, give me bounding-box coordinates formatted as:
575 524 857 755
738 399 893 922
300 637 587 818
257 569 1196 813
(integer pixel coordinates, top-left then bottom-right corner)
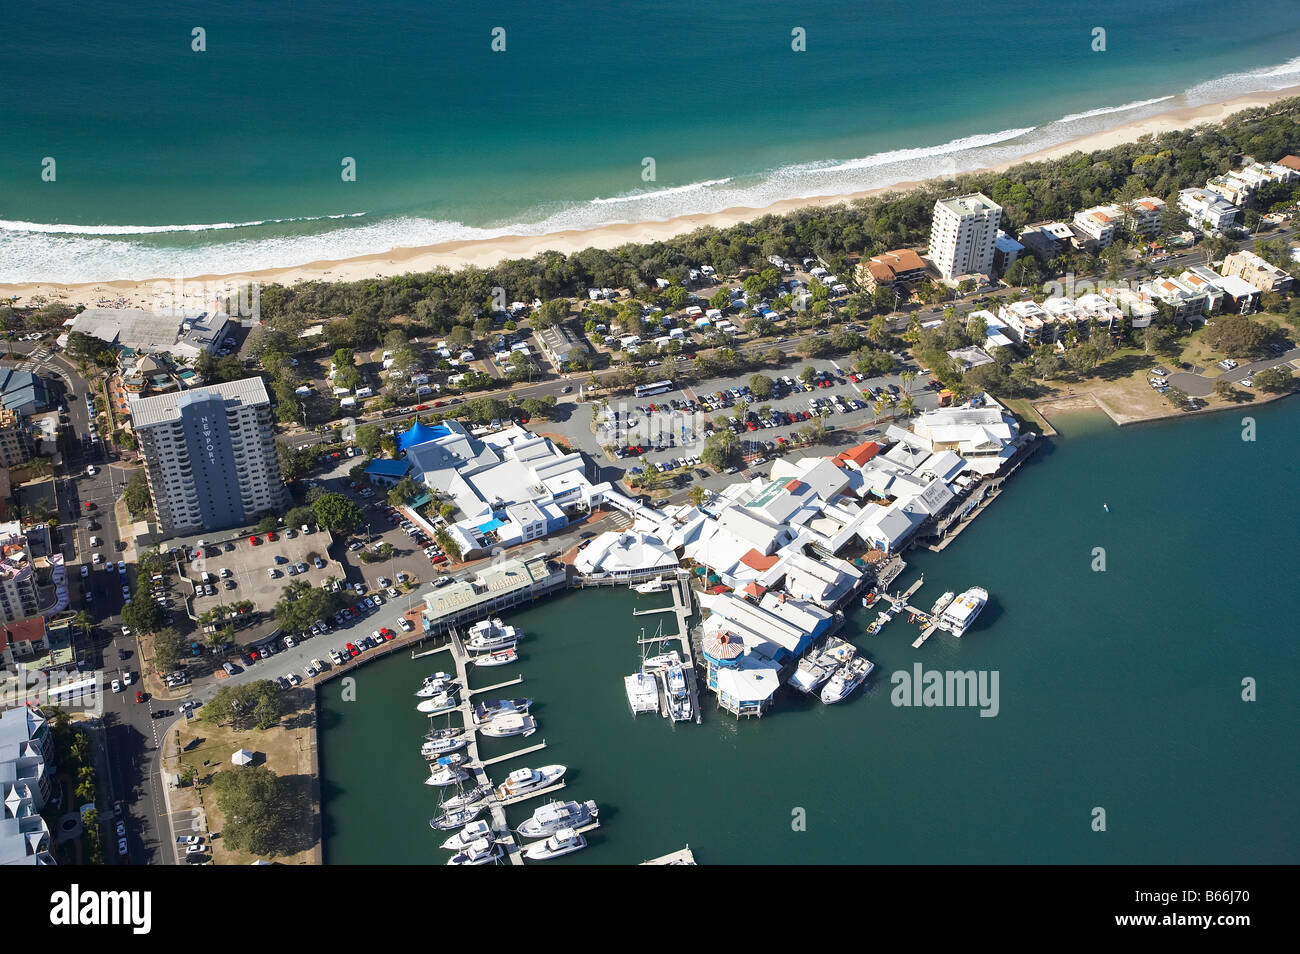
231 749 255 766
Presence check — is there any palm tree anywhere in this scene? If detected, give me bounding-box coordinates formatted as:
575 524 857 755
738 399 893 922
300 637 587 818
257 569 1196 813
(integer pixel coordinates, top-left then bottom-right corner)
687 486 707 508
899 369 916 395
897 394 916 418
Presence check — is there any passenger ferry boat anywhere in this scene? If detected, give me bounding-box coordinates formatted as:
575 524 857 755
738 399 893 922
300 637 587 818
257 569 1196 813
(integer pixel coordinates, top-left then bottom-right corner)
937 587 988 637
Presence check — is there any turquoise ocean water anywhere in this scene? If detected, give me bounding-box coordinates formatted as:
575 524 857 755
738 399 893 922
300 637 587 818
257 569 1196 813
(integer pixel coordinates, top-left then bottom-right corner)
3 0 1300 281
320 401 1300 864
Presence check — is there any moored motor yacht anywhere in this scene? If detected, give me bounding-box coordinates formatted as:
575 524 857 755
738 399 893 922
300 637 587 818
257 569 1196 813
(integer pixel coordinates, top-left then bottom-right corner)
493 764 566 801
478 712 537 738
421 736 469 757
522 826 586 860
517 799 599 839
440 819 493 851
416 680 461 698
465 617 521 652
416 691 459 714
819 655 874 704
424 762 470 787
446 837 501 866
471 697 532 724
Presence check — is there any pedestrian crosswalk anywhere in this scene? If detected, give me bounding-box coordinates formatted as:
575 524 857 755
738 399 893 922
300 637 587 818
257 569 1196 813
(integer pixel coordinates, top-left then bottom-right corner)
17 347 53 371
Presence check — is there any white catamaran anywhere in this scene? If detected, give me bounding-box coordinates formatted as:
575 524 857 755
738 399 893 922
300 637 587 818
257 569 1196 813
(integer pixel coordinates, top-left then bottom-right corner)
937 587 988 637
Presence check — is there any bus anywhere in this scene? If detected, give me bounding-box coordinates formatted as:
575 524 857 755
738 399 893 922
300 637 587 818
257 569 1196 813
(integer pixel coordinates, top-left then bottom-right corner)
634 380 674 398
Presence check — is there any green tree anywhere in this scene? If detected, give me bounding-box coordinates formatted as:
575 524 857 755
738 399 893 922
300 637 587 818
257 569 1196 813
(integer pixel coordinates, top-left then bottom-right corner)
311 492 364 534
701 429 741 471
205 680 286 731
387 478 420 507
121 590 163 635
353 423 383 456
748 374 774 400
153 628 186 673
210 764 291 855
123 471 152 516
1203 313 1270 358
1252 365 1293 392
286 506 315 530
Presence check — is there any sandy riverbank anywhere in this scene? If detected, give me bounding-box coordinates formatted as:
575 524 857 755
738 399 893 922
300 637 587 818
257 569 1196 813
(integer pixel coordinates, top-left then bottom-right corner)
4 86 1297 310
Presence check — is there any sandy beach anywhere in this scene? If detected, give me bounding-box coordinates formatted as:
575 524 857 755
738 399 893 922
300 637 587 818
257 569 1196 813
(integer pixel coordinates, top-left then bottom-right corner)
4 86 1297 310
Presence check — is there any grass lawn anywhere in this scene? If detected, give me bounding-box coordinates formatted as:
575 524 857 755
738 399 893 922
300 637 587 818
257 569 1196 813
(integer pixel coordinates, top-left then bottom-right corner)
168 688 318 865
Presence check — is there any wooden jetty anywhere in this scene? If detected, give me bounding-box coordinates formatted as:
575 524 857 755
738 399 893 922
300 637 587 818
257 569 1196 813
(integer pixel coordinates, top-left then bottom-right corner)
467 675 523 697
446 625 525 865
411 643 450 660
479 741 547 767
641 845 697 865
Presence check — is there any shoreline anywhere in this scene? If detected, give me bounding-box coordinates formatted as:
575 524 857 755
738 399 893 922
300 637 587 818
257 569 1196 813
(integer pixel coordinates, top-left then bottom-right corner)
4 86 1298 309
1034 384 1298 428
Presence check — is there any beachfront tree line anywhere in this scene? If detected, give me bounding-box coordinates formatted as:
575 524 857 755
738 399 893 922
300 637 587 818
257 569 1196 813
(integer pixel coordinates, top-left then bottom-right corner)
246 100 1300 345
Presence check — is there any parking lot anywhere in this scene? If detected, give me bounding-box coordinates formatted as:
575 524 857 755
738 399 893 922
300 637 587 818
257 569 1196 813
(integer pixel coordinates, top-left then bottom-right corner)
186 528 344 616
590 357 940 475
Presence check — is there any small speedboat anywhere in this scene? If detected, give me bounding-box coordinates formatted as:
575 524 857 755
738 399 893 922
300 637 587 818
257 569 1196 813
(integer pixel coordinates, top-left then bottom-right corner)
441 783 493 811
446 837 501 866
440 819 494 851
424 764 470 787
479 712 537 738
522 827 586 860
493 764 566 801
429 804 484 831
517 800 599 840
471 647 518 668
421 736 469 757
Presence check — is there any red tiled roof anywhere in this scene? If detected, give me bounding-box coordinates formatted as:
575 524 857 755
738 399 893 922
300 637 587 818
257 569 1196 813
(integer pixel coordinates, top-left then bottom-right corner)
1 617 46 647
1278 155 1300 172
742 582 766 599
784 479 804 493
739 548 780 571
